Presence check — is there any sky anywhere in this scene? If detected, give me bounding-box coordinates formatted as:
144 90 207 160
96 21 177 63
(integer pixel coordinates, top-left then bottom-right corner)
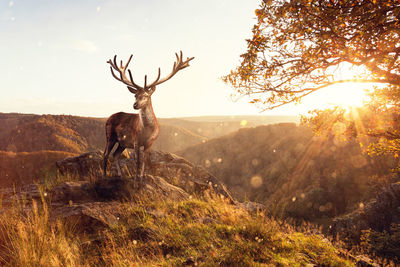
0 0 369 118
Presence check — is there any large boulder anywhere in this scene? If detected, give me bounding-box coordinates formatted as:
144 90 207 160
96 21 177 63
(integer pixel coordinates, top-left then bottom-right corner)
56 151 103 178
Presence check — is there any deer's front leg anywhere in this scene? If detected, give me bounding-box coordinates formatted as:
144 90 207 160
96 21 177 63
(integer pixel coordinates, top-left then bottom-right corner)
140 147 150 183
135 145 141 183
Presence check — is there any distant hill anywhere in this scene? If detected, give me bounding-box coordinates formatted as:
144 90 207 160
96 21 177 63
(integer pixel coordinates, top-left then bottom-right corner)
0 113 296 154
0 113 37 144
0 114 106 153
178 115 299 123
177 123 398 221
153 124 206 152
160 115 298 139
0 114 206 154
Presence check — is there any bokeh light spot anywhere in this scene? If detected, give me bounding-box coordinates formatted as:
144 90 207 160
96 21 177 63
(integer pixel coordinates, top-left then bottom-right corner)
205 159 211 168
251 158 260 166
250 175 263 188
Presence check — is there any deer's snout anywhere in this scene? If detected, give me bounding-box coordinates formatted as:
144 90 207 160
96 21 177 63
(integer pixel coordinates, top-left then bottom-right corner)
133 103 139 109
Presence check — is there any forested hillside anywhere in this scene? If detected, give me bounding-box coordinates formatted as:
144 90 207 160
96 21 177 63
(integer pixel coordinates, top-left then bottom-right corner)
178 123 399 221
0 114 105 153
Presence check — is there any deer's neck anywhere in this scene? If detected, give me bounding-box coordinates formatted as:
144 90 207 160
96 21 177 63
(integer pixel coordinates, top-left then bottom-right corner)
139 98 158 130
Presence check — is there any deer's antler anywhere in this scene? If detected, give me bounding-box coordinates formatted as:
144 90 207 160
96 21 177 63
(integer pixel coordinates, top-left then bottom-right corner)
146 51 194 90
107 55 144 93
107 51 194 93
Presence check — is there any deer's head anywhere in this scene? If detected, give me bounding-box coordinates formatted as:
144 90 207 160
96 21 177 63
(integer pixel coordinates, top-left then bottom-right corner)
107 51 194 110
131 87 154 110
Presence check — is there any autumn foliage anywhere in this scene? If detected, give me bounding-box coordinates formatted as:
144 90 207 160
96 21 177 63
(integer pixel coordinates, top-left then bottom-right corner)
223 0 400 109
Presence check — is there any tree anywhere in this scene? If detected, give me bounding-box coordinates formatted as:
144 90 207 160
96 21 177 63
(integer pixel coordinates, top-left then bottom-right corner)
301 86 400 161
223 0 400 109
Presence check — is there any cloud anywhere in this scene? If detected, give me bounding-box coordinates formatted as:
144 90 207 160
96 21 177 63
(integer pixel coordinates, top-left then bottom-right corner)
73 40 99 53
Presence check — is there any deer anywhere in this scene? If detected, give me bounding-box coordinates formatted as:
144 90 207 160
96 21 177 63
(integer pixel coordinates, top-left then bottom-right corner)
103 51 194 184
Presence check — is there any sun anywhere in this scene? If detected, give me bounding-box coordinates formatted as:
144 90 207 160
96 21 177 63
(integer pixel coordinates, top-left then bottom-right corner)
299 63 374 111
323 63 374 107
322 82 370 107
296 81 372 114
267 63 378 115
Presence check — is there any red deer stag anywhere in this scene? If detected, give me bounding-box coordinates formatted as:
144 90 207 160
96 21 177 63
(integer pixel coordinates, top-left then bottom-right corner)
103 51 194 183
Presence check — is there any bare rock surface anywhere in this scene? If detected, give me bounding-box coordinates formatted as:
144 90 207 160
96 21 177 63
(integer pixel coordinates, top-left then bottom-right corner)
51 202 122 233
51 175 189 205
56 151 103 178
238 201 266 213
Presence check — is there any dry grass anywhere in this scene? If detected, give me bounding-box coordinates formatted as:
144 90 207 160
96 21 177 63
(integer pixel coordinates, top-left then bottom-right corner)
0 194 81 266
0 189 355 266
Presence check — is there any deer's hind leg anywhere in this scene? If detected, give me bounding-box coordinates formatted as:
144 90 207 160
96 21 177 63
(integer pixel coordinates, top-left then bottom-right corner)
113 144 125 177
103 139 117 177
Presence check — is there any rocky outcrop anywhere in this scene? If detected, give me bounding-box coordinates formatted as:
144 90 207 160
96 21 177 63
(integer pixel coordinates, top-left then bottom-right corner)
51 150 257 233
56 151 103 178
331 182 400 240
49 175 189 233
56 150 235 203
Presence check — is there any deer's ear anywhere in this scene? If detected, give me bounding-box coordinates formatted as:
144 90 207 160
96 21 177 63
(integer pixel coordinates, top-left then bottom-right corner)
149 86 156 95
127 86 137 94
